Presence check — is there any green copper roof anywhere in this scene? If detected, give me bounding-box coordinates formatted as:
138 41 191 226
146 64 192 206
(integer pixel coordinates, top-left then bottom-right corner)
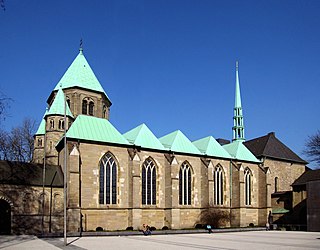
223 140 260 163
35 110 48 135
123 124 165 150
159 130 201 155
193 136 231 159
272 208 290 214
54 50 109 100
66 115 129 145
46 88 73 118
235 61 242 108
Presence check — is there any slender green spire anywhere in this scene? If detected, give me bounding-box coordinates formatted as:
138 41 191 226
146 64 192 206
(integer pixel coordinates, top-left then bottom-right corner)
232 61 245 142
235 61 242 108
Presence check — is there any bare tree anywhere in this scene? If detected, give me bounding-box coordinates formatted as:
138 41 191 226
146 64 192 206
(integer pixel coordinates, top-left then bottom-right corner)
0 118 36 162
0 0 5 11
304 130 320 166
0 92 11 123
0 129 10 160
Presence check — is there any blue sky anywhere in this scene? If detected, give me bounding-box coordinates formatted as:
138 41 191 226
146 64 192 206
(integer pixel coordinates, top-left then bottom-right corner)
0 1 319 167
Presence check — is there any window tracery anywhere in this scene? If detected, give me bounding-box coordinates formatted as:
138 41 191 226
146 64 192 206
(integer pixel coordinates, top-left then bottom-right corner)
244 168 252 206
214 165 224 205
179 162 192 205
99 152 117 205
142 158 156 205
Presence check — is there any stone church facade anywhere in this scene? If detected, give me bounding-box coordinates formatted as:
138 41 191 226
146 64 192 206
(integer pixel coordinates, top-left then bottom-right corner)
0 47 307 234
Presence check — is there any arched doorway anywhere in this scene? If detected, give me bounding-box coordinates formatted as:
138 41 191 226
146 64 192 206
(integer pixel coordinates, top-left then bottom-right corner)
0 199 11 234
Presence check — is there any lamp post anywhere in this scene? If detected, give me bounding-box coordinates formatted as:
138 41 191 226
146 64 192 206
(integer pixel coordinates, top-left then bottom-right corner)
63 87 67 246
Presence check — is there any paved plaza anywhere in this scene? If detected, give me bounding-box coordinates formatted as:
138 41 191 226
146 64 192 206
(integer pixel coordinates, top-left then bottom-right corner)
1 231 320 250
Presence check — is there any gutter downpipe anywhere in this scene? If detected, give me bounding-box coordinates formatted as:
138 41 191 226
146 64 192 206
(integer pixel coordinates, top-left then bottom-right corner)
41 110 47 235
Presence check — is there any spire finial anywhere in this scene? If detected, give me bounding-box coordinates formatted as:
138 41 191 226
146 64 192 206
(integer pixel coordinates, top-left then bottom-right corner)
79 38 83 53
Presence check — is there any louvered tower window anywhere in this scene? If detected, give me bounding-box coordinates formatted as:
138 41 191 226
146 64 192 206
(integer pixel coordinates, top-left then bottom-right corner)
99 152 117 204
141 158 156 205
58 119 64 130
89 101 94 116
82 100 88 114
179 162 192 205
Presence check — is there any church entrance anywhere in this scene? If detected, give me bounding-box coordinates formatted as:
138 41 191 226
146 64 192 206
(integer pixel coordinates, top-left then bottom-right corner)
0 199 11 234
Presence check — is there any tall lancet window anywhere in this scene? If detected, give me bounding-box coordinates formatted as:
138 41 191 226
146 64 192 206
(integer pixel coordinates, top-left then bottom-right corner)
274 177 278 193
99 152 117 204
214 166 224 205
82 100 88 114
179 162 192 205
244 168 252 206
89 101 94 116
142 158 156 205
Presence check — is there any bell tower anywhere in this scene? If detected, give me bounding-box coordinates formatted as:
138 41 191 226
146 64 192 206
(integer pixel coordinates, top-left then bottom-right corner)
232 61 245 142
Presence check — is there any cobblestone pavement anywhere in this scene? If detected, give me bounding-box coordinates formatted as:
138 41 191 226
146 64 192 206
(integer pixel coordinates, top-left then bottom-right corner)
1 231 319 250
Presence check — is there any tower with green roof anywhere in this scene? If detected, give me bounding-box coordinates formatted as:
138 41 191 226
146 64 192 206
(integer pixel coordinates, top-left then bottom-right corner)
47 46 112 120
232 61 245 142
34 46 112 164
34 87 74 164
33 109 47 163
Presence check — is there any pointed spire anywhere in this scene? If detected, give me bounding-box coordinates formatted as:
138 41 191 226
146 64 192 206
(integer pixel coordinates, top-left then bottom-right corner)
235 61 242 108
53 47 110 102
232 61 245 142
46 87 73 118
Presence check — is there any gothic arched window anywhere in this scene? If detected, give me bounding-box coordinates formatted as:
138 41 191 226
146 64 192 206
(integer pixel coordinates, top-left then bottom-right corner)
244 168 252 206
214 166 224 205
82 100 88 114
179 162 192 205
142 158 156 205
89 101 94 116
99 152 117 205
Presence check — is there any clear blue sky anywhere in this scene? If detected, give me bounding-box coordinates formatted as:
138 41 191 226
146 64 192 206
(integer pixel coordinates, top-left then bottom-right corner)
0 1 319 167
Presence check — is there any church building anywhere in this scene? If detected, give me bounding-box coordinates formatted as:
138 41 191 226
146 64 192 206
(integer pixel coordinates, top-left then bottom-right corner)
0 47 307 234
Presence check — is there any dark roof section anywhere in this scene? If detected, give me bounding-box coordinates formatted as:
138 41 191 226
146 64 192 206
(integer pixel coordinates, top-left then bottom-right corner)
292 169 320 186
244 132 307 164
0 160 63 187
216 138 230 146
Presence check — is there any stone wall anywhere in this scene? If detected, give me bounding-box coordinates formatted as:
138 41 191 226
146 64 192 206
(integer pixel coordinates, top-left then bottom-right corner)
0 184 63 234
264 158 305 193
59 140 270 232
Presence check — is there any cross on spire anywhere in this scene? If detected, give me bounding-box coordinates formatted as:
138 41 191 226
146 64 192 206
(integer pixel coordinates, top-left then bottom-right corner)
79 38 83 53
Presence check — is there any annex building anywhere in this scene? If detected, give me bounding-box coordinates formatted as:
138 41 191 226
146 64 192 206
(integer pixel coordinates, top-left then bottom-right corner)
0 47 308 234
